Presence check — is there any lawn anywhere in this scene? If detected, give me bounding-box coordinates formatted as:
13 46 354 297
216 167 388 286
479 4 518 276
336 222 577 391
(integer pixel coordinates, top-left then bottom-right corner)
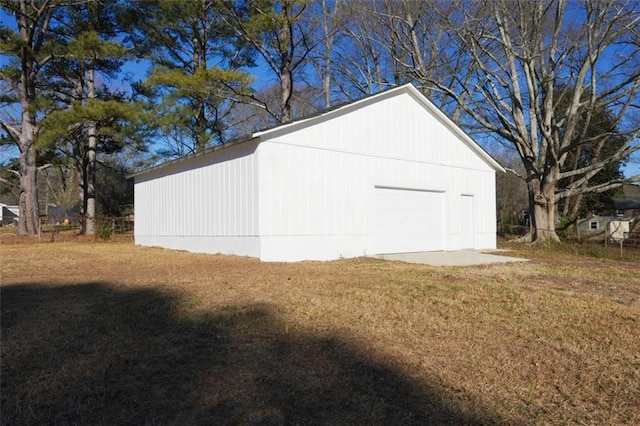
1 237 639 425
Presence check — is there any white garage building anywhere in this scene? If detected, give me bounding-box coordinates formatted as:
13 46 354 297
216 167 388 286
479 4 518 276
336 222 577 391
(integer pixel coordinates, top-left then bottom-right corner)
133 84 504 261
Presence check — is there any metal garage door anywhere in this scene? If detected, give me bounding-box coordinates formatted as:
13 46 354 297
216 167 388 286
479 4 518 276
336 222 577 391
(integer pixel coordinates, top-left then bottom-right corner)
374 187 444 254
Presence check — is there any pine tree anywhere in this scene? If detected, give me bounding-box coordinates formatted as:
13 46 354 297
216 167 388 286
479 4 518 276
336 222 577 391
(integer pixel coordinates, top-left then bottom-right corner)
36 1 144 235
0 0 68 235
120 0 253 156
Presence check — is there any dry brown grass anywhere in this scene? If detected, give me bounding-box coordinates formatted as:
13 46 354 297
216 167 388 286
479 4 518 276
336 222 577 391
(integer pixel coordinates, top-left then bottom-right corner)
1 237 639 425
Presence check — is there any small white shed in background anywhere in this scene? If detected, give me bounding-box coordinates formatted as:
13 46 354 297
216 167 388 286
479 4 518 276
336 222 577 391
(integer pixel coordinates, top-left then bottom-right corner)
577 216 633 242
133 84 504 261
609 220 631 242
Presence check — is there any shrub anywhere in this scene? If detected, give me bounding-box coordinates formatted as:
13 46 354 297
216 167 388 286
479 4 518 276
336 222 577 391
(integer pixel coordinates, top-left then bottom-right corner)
96 221 112 240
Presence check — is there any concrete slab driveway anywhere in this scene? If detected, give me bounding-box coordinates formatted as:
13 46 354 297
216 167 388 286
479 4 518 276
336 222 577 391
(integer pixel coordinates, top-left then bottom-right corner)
375 250 528 266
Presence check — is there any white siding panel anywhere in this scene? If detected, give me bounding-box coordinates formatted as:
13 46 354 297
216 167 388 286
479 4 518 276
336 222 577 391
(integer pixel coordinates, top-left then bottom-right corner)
258 142 370 239
268 93 492 173
258 138 497 260
461 195 475 249
136 235 260 258
260 235 370 262
135 141 260 256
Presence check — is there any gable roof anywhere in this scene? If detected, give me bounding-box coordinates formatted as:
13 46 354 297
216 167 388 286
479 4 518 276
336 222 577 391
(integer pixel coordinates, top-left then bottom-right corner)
615 199 640 210
132 83 504 178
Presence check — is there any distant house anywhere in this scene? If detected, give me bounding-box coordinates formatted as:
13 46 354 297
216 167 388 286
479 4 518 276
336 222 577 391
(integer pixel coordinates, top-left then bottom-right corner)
614 183 639 213
614 198 640 219
1 203 19 227
613 183 640 234
576 215 633 242
133 84 504 262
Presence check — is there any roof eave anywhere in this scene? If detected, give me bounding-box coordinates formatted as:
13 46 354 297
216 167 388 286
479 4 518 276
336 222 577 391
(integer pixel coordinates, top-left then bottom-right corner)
402 85 505 173
128 135 260 179
130 83 505 178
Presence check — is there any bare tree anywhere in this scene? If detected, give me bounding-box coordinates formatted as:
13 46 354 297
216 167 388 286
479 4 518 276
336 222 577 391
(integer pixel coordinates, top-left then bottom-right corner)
222 0 325 123
42 164 81 215
428 0 640 243
224 82 324 138
306 0 346 108
331 0 469 118
373 0 472 121
328 0 399 99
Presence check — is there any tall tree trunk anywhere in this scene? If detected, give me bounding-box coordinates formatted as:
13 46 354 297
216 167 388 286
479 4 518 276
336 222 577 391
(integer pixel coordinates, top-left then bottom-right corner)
85 66 97 235
280 65 293 122
321 16 332 108
16 0 40 235
78 156 87 234
526 171 560 243
568 193 584 219
194 98 207 152
193 32 207 152
18 131 39 236
322 52 331 109
279 2 293 123
85 125 97 235
320 0 338 109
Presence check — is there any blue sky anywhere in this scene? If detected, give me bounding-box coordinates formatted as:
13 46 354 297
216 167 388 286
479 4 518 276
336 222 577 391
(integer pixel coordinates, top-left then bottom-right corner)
622 160 640 180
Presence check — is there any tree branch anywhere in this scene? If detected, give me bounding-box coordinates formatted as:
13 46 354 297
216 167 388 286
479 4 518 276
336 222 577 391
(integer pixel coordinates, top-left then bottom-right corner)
0 122 21 143
0 176 20 188
556 174 640 201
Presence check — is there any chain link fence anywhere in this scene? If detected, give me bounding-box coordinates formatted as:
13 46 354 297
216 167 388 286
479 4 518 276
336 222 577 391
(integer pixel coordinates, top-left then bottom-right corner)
499 223 640 249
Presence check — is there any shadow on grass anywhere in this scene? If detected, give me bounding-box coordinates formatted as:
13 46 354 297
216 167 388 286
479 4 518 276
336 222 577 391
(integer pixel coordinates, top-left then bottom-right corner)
2 282 503 425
